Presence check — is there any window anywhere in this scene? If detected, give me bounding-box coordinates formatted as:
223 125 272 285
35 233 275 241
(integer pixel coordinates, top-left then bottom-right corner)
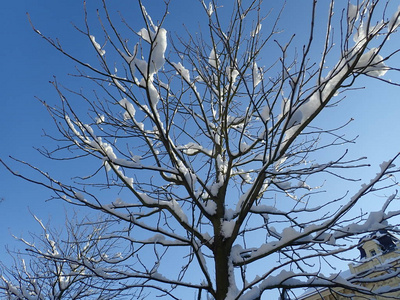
370 249 377 257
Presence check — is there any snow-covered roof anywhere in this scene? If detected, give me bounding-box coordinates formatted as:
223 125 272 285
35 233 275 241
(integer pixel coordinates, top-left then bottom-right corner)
297 269 352 299
298 231 400 299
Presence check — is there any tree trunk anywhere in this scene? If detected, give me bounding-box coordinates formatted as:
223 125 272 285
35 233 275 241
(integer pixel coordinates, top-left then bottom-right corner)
214 235 231 300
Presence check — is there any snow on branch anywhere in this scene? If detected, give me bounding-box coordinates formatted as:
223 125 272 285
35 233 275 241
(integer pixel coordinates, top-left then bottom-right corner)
7 1 400 299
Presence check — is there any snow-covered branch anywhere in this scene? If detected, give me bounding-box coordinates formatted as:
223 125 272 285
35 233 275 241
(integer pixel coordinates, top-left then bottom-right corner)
4 0 400 299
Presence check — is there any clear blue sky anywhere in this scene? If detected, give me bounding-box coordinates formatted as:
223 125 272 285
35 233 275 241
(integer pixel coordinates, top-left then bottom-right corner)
0 1 83 249
1 0 400 297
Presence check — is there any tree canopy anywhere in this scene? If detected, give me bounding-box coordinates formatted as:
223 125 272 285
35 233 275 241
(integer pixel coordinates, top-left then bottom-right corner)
2 0 400 299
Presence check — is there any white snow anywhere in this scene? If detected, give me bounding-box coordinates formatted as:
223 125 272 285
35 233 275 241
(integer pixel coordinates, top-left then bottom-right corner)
355 48 388 77
239 142 249 153
147 80 160 108
216 154 227 173
347 4 358 23
388 5 400 32
280 227 299 243
65 115 90 144
287 107 303 128
149 28 167 75
112 78 126 92
122 26 168 97
379 160 396 171
139 193 189 224
221 220 236 238
74 191 86 201
59 274 70 290
90 35 105 56
274 179 292 191
133 57 148 78
177 160 197 189
353 21 367 49
177 143 212 156
208 48 219 68
252 62 262 88
250 23 262 37
237 170 252 184
210 180 223 197
226 66 239 84
201 199 217 215
260 105 270 122
172 62 191 82
119 98 136 120
207 2 214 16
279 27 389 150
137 28 151 43
95 114 105 124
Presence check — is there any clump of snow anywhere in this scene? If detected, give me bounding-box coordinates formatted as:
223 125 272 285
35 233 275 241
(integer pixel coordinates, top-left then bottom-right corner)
221 220 236 238
276 6 393 150
119 98 136 120
132 56 148 78
124 27 167 110
74 191 86 201
65 115 90 144
90 35 105 56
347 3 359 23
355 48 388 77
274 179 292 191
113 197 126 206
216 154 227 173
112 78 126 92
287 108 303 128
137 28 151 43
374 285 394 295
177 160 197 189
252 62 262 88
226 66 239 84
207 2 214 16
139 192 189 224
172 62 190 82
208 48 219 68
95 114 105 124
149 28 167 75
280 227 299 243
147 80 160 108
334 211 386 239
388 5 400 32
210 180 223 197
281 97 290 117
201 199 217 215
59 274 70 290
239 142 249 153
353 21 367 49
379 160 396 171
121 25 168 96
250 23 262 37
236 169 252 184
177 142 212 156
260 104 270 122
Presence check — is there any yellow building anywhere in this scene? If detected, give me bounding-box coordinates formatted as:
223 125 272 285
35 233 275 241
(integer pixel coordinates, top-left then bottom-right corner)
298 230 400 299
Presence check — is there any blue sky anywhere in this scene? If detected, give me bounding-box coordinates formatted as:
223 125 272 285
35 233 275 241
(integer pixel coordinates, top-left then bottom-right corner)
1 0 400 298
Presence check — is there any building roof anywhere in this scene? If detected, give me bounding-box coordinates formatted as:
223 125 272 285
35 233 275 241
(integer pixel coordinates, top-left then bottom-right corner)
297 230 400 299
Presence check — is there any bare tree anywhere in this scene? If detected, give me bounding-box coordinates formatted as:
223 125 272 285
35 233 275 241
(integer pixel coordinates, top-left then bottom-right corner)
0 214 129 299
2 0 400 299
